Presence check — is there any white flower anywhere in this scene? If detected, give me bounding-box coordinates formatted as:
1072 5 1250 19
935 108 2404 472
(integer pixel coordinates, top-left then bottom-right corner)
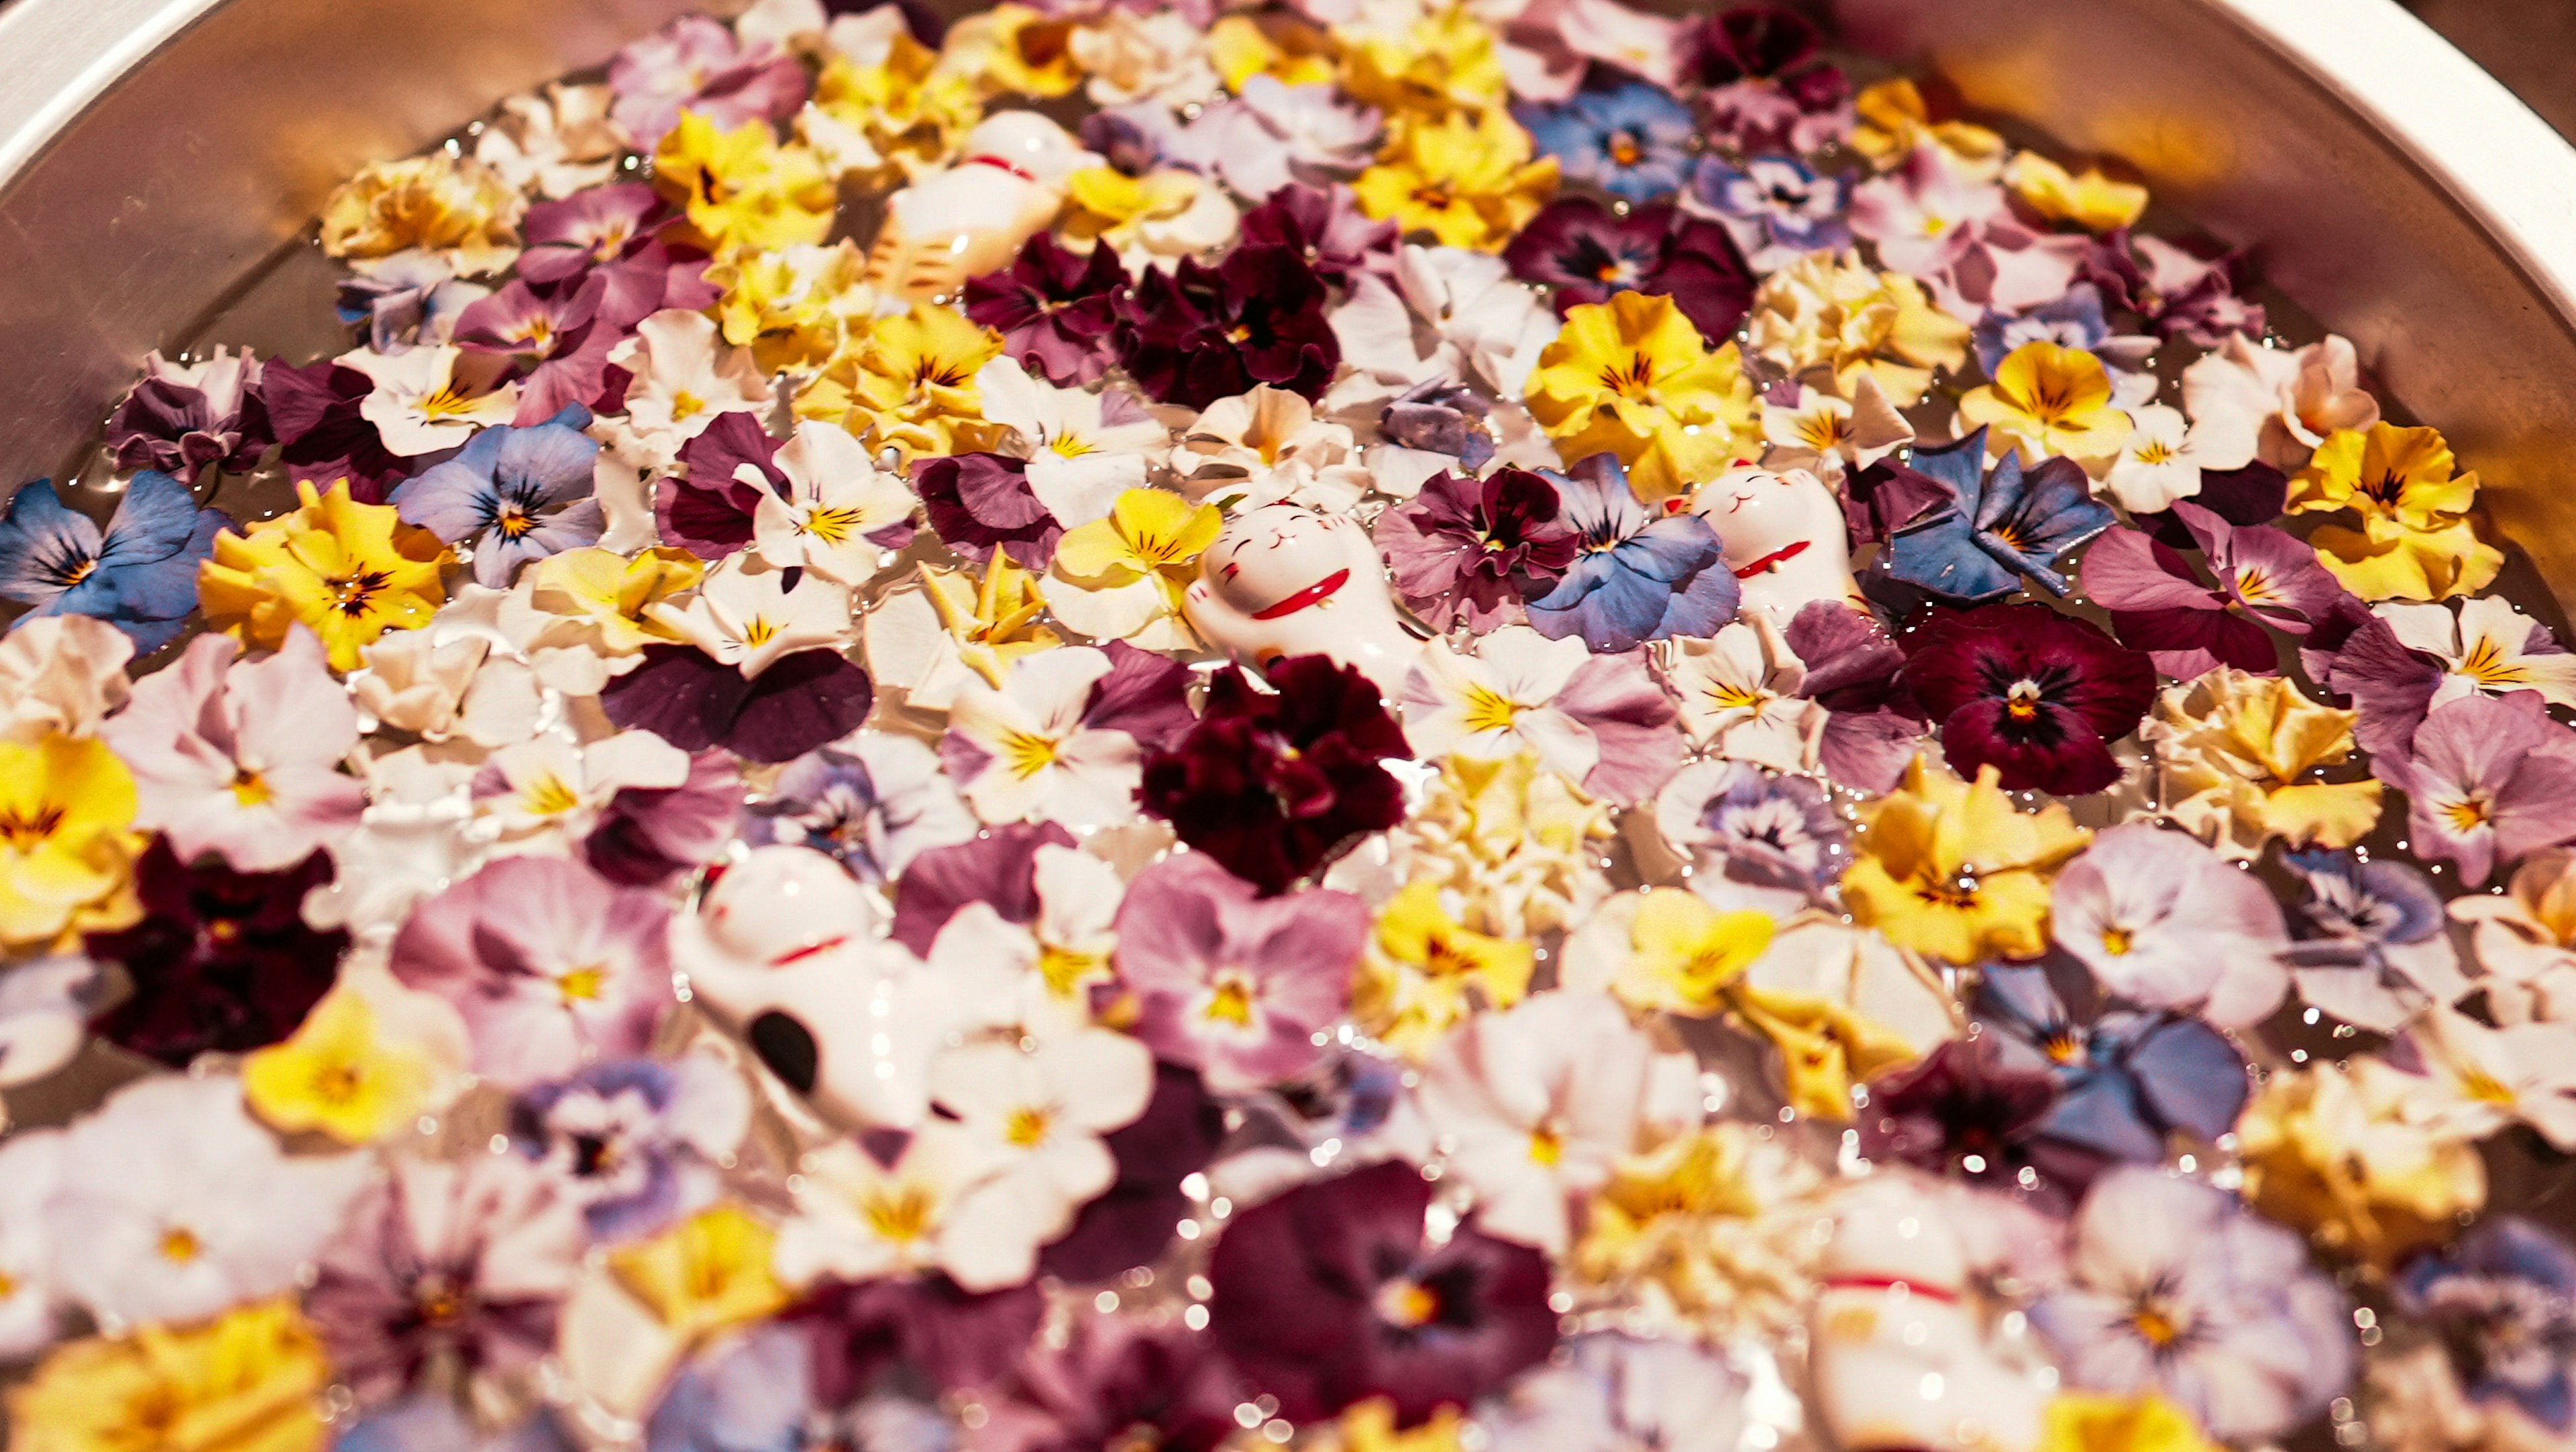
344 344 519 455
2049 823 2290 1027
44 1075 366 1328
1169 386 1370 511
1332 245 1559 399
352 629 547 747
0 615 131 743
305 789 485 949
943 647 1143 829
1208 79 1383 199
470 729 692 847
650 554 853 678
751 422 919 584
1418 990 1698 1254
0 1130 65 1357
2179 332 2378 472
2100 403 2209 514
922 845 1127 1041
604 309 771 467
2377 595 2576 711
2408 1006 2576 1149
1759 376 1911 487
979 357 1165 527
472 83 629 199
1659 619 1823 773
930 1027 1152 1217
1403 627 1597 776
1072 9 1221 108
773 1124 1051 1292
0 957 99 1094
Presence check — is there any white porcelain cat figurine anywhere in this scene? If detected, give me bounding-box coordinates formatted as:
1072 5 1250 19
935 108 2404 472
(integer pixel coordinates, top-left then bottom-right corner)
863 111 1096 303
1687 464 1866 626
1183 502 1421 698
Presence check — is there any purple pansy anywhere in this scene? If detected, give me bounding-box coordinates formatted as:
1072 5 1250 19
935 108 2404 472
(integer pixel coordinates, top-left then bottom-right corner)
1898 603 2156 795
2081 500 2343 678
606 15 808 148
1110 851 1367 1092
912 452 1062 568
964 233 1129 386
2373 691 2576 887
2396 1217 2576 1433
391 406 603 587
1880 428 2116 604
518 184 720 331
743 733 978 889
2082 229 2267 347
1377 468 1579 631
600 645 875 765
2278 848 2467 1033
336 254 488 354
1501 198 1756 344
1525 454 1739 652
1658 758 1850 892
1238 183 1401 289
510 1055 745 1243
1784 600 1929 793
104 349 272 478
2303 599 2448 760
1205 1159 1556 1426
889 821 1079 957
788 1274 1044 1404
1685 5 1854 154
0 471 225 652
584 747 743 888
452 276 619 425
256 358 411 501
1685 154 1850 270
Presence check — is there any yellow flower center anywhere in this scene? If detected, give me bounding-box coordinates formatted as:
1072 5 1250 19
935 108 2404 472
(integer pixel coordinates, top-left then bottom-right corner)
1006 1106 1054 1148
803 507 863 546
1375 1277 1441 1329
1460 682 1522 735
2132 1305 2180 1347
1203 972 1258 1027
1529 1125 1563 1166
419 382 483 420
865 1186 936 1243
524 774 584 817
160 1227 203 1264
741 617 780 649
558 966 606 1004
2463 1071 2518 1105
2005 680 2044 722
332 569 393 619
313 1062 365 1105
1600 351 1657 399
1000 730 1061 780
0 801 66 852
2446 794 2495 834
494 505 539 539
1707 682 1768 713
2101 926 2133 957
2461 635 2532 690
2135 439 2176 466
1608 132 1644 168
671 391 708 422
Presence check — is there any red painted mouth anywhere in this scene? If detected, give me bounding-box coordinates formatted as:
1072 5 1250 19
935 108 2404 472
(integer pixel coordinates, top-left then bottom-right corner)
1250 568 1349 620
1733 539 1813 579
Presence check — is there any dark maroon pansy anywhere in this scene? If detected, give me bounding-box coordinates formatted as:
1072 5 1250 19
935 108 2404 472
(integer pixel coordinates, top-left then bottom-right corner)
1138 655 1411 895
1238 182 1401 289
912 452 1062 568
1502 198 1755 344
600 646 873 765
1008 1312 1246 1452
257 358 412 501
1112 244 1341 410
890 821 1079 955
1686 4 1852 152
963 232 1128 386
790 1274 1044 1402
1898 603 2157 795
1859 1034 2063 1193
1377 468 1579 631
1784 600 1927 794
1039 1065 1229 1283
584 749 743 888
83 839 347 1068
655 411 782 559
1206 1159 1556 1427
2137 460 2289 551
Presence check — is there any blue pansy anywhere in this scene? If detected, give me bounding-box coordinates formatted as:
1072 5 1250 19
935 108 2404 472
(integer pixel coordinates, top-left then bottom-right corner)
646 1325 820 1452
1688 154 1851 265
390 405 602 588
2278 847 2461 1030
1517 83 1697 203
1884 427 2115 602
1973 283 2113 378
1978 963 2249 1180
2398 1217 2576 1431
0 470 225 652
1525 454 1739 652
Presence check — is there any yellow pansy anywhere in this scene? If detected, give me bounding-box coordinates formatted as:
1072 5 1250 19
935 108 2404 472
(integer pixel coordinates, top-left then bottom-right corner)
1051 488 1220 604
1354 109 1558 254
1607 888 1776 1017
1525 291 1760 501
810 32 982 183
2006 152 2149 233
1337 7 1509 119
1353 879 1536 1058
799 303 1005 462
652 111 839 258
1571 1123 1821 1339
940 4 1085 99
2141 666 2383 861
608 1202 792 1341
7 1299 333 1452
1398 750 1616 938
1731 981 1925 1120
318 152 522 275
1057 165 1227 261
0 733 141 950
1956 341 2136 465
197 479 452 672
1847 79 2007 178
2238 1058 2486 1272
2042 1394 2226 1452
875 556 1063 693
1334 1399 1465 1452
1209 12 1337 91
527 546 706 654
2288 423 2503 601
1841 756 2090 965
241 985 446 1145
1745 250 1970 405
707 240 876 376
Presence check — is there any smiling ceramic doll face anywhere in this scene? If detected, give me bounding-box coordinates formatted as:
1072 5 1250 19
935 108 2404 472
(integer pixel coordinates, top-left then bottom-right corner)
1198 503 1360 619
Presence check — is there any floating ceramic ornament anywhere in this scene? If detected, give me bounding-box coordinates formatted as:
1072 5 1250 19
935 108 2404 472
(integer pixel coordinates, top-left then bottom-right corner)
863 112 1097 303
1688 464 1866 626
1182 501 1422 698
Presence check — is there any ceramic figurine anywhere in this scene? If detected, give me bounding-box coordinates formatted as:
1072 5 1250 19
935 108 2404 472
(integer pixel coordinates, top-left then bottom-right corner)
1183 501 1422 698
1688 464 1866 626
1808 1176 2047 1452
669 843 955 1130
863 112 1097 303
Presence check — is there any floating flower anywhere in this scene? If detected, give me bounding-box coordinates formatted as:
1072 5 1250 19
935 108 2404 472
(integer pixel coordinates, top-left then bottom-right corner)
2139 667 2383 861
1840 754 2089 964
610 1201 791 1347
476 81 631 199
981 357 1163 527
1849 143 2007 278
2081 501 2343 678
943 643 1187 830
2453 848 2576 1023
1847 77 2005 177
707 238 875 376
81 838 344 1066
1687 155 1851 272
1140 655 1411 894
2006 152 2149 232
0 471 226 653
943 3 1086 98
1660 618 1823 774
241 979 460 1146
1377 468 1578 633
2031 1166 2353 1443
774 1120 1058 1294
2179 333 2377 472
1857 1032 2062 1190
1046 487 1221 648
105 347 273 479
1354 879 1536 1059
805 19 983 183
1743 249 1969 403
2237 1057 2486 1273
320 152 523 274
391 407 602 587
2288 423 2502 602
930 1027 1154 1235
1500 198 1755 345
1384 749 1617 940
1564 886 1776 1018
1883 427 2114 603
2394 1218 2576 1436
806 301 1004 464
197 478 453 672
1403 626 1681 804
912 452 1061 568
741 731 977 884
1955 341 2136 466
2379 594 2576 712
1205 1159 1554 1426
1355 109 1560 254
1517 81 1694 202
1978 966 2251 1187
1338 7 1511 120
2373 690 2576 887
964 232 1129 386
516 1052 751 1242
1525 292 1756 501
340 344 519 456
1525 456 1739 652
1112 244 1342 409
608 15 807 148
525 545 704 654
2047 824 2288 1025
5 1300 335 1452
1652 759 1850 890
1112 851 1365 1092
1900 603 2155 795
648 552 853 678
2277 847 2467 1033
747 421 919 584
1166 385 1366 513
1567 1123 1821 1341
651 111 837 257
614 309 771 466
